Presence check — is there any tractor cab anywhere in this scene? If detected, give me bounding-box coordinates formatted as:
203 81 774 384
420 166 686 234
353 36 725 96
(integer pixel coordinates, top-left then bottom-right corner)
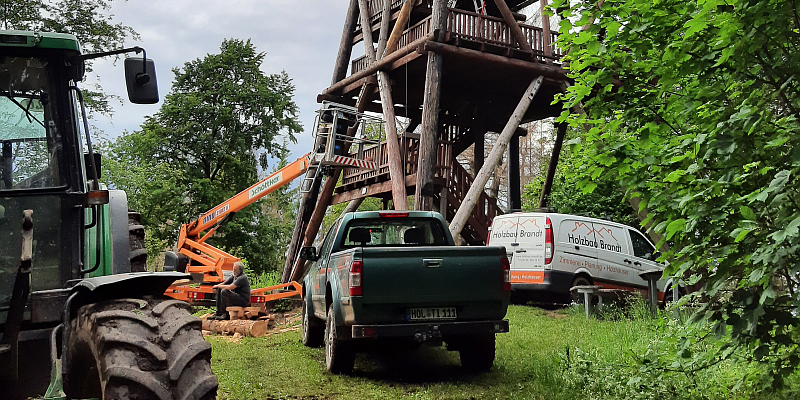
0 31 212 400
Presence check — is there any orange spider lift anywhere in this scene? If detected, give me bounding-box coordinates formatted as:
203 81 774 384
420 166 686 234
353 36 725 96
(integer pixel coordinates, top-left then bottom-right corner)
163 153 312 305
163 102 381 305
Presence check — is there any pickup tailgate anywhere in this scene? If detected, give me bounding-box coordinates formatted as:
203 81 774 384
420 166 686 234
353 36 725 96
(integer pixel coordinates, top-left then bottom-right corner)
353 246 508 324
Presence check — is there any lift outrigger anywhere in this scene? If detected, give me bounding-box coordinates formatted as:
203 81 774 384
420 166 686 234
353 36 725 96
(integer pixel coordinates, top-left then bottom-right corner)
163 102 382 306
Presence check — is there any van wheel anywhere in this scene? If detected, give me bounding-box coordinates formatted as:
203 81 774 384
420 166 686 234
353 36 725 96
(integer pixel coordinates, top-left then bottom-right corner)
663 285 683 304
570 276 593 304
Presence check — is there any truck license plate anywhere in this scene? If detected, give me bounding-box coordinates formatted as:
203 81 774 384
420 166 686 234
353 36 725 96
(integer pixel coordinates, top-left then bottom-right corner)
408 307 457 320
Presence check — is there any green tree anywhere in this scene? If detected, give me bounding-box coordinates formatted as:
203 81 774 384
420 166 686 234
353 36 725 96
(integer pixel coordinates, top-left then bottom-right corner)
522 127 638 228
1 0 139 115
103 38 302 273
552 0 800 388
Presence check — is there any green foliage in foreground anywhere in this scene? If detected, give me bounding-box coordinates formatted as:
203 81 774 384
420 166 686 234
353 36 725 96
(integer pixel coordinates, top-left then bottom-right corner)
552 0 800 386
208 305 796 399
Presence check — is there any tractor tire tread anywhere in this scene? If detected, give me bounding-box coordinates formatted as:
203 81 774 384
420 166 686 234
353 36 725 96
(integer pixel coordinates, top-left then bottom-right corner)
66 296 217 399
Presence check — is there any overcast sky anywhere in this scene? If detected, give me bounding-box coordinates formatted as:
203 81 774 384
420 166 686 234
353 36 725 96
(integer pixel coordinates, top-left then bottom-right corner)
87 0 351 165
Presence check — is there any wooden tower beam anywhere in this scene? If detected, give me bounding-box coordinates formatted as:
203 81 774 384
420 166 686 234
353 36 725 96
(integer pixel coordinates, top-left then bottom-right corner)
357 0 408 210
283 0 361 282
332 0 359 85
507 132 521 211
538 122 567 208
492 0 533 54
450 76 544 239
415 0 448 211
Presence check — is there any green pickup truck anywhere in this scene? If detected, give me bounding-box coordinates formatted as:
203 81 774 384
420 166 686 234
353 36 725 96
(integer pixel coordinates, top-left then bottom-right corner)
300 210 510 374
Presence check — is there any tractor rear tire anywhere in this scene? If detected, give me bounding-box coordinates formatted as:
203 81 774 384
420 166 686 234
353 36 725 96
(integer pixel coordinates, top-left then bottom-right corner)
65 296 218 400
128 211 147 272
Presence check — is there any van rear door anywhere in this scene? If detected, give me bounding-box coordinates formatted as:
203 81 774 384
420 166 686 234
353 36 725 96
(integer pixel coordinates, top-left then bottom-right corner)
488 214 519 266
509 215 547 284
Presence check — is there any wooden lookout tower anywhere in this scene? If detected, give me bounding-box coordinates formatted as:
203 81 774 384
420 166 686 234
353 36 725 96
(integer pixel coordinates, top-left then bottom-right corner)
283 0 568 282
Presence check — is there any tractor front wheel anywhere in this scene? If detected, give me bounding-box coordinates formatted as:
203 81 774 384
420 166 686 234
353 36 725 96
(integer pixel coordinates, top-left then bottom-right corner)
65 296 218 399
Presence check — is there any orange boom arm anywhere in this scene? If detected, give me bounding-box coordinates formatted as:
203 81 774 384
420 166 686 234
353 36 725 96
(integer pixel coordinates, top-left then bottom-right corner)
175 153 310 283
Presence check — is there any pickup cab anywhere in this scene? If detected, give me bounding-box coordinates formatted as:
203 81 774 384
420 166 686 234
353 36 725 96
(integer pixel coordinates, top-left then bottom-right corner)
300 211 511 374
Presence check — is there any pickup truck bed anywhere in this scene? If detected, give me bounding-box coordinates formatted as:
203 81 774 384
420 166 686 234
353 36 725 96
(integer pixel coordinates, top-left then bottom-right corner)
300 211 510 374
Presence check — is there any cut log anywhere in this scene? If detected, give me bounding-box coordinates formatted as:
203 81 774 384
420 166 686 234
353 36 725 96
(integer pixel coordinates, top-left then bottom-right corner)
201 319 270 338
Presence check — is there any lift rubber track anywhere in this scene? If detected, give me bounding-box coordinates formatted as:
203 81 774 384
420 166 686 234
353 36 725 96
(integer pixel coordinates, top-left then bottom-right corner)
66 296 218 400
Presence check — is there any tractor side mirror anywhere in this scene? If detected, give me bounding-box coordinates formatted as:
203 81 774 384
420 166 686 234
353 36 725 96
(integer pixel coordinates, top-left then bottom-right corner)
300 246 318 261
124 57 159 104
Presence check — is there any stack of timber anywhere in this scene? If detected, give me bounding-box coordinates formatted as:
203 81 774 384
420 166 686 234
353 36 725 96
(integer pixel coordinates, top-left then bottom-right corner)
200 306 278 338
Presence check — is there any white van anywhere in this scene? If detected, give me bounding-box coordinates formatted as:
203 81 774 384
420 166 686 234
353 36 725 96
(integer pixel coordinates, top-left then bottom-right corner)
487 212 676 304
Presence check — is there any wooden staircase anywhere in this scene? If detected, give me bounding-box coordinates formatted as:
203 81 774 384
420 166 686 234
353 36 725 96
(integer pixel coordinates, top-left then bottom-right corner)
331 129 501 244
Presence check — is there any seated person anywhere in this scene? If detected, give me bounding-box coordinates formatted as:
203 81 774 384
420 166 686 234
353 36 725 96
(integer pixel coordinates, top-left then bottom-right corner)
213 261 251 320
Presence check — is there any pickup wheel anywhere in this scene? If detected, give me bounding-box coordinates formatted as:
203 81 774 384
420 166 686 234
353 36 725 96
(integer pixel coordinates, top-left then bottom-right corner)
459 334 496 372
302 298 324 347
325 304 355 374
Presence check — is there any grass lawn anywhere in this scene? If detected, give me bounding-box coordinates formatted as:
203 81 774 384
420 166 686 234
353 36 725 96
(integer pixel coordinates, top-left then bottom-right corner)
208 305 792 400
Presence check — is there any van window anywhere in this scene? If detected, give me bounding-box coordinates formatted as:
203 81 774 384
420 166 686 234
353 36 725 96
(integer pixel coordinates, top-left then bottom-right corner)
593 222 628 254
629 230 655 260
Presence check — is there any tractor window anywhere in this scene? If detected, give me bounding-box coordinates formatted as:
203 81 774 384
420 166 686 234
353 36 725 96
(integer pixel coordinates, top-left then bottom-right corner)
0 56 62 190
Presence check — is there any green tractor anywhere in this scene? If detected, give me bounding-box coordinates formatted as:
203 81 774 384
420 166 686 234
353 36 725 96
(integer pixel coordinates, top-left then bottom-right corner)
0 31 217 399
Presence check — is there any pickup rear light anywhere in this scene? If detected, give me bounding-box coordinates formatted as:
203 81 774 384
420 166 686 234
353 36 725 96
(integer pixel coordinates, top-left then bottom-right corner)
349 259 363 296
545 217 553 265
501 256 511 292
486 222 493 245
379 212 409 218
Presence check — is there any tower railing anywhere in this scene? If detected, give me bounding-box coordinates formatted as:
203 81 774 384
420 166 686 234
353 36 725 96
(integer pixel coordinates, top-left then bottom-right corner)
352 7 561 75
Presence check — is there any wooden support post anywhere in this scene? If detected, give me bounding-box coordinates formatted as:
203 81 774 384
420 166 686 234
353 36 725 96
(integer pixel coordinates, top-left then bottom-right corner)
439 186 448 217
450 76 544 239
376 0 392 57
385 0 414 55
507 132 521 211
539 0 553 59
492 0 533 54
343 197 364 214
472 129 485 176
415 0 448 211
538 122 567 208
282 165 323 282
358 0 408 210
332 0 359 85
